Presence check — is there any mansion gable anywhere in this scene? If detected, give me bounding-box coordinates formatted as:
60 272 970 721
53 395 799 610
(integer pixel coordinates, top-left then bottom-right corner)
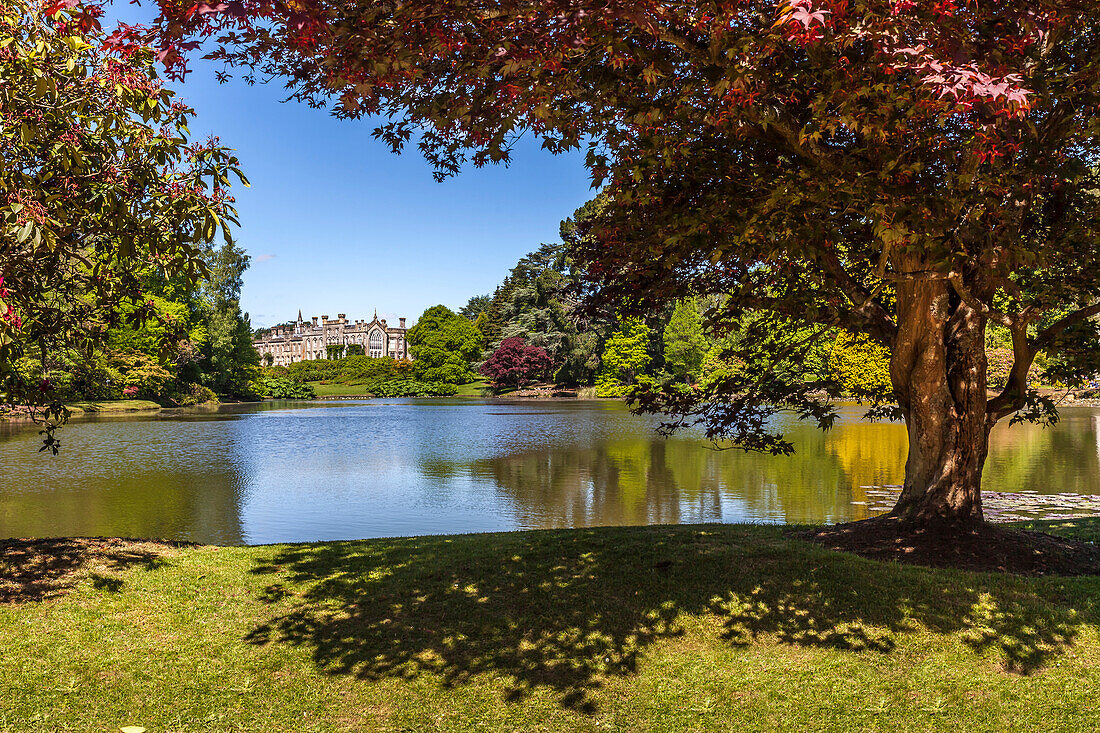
254 311 410 366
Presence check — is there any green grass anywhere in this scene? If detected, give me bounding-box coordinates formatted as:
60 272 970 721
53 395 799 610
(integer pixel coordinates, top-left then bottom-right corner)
454 378 491 396
3 521 1100 731
65 399 163 414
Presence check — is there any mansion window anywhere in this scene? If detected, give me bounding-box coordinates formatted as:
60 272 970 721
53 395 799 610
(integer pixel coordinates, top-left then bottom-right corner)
369 330 384 358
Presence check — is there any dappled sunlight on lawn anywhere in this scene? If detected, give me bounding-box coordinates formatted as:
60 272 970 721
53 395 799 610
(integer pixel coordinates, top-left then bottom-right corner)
242 525 1099 712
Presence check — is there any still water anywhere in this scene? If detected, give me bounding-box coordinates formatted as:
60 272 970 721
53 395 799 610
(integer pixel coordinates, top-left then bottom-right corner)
2 400 1100 544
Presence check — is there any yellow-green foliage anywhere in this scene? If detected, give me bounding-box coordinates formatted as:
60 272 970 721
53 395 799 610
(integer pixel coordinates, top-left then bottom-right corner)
829 330 892 398
595 316 651 397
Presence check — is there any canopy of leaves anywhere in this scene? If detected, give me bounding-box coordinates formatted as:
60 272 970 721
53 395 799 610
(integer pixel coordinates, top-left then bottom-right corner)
480 336 552 388
406 305 482 384
136 0 1100 450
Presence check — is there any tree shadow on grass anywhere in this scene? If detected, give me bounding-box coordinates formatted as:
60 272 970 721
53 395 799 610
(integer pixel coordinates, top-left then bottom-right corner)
0 538 175 603
245 525 1099 712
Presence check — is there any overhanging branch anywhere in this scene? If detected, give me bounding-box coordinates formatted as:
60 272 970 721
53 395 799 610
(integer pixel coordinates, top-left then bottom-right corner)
1032 302 1100 351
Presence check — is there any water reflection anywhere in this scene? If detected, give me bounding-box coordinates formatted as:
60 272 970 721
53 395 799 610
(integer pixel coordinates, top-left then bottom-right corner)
1 400 1099 544
0 417 248 543
472 418 912 529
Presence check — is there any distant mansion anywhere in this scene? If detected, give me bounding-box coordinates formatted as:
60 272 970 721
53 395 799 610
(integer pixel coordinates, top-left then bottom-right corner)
254 311 410 366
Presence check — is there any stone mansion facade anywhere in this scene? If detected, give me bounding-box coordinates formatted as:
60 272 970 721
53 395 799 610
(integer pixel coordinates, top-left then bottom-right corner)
254 311 411 366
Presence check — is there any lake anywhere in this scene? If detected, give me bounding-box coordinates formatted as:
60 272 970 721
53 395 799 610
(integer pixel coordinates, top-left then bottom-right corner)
2 399 1100 544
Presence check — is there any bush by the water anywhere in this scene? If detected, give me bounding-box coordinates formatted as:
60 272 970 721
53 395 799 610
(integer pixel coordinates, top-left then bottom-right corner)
253 372 317 400
170 383 220 406
358 379 457 397
829 330 892 398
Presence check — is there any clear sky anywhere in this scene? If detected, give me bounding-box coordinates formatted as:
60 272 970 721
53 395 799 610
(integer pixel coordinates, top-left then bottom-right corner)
113 13 594 329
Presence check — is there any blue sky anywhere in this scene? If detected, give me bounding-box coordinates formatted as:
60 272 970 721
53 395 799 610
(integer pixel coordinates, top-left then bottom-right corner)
113 13 594 328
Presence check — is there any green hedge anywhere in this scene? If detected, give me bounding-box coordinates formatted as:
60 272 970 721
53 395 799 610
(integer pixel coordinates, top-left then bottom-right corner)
359 379 457 397
252 372 317 400
286 356 411 385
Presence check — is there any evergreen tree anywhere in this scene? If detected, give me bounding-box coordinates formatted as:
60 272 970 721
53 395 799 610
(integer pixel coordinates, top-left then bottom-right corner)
595 316 651 397
460 294 492 321
663 299 707 383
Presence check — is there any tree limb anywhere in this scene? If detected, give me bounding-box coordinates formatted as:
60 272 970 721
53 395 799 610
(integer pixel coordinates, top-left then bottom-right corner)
1032 302 1100 351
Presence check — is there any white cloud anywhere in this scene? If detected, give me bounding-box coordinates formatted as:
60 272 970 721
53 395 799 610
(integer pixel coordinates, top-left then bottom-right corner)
254 254 277 263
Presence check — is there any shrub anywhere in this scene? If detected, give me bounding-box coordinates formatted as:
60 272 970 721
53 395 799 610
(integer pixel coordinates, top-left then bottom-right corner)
253 373 317 400
828 330 892 399
986 348 1014 389
111 352 174 401
360 379 457 397
287 359 340 383
172 383 219 406
338 355 401 384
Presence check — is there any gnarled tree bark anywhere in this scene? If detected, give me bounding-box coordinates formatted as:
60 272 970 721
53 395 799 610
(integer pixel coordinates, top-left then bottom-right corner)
888 268 992 526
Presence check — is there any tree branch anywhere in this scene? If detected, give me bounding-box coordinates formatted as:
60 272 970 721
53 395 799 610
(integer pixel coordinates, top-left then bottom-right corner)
818 248 897 342
1031 302 1100 351
947 271 1014 328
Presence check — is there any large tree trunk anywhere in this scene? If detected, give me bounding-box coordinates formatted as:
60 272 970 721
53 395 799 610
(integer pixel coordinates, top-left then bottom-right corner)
887 270 991 526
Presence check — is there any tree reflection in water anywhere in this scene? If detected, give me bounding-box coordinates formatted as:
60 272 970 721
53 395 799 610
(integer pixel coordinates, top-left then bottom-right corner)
468 406 1100 529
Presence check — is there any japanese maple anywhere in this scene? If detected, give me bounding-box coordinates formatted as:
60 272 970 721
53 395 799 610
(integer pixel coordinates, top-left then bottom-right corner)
481 337 553 387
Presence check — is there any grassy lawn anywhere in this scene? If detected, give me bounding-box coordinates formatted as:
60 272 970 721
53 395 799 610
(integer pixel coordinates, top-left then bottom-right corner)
2 521 1100 731
454 378 491 396
65 399 163 414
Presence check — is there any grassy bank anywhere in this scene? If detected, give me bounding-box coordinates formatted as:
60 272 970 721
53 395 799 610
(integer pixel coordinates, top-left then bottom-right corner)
65 399 163 415
2 521 1100 731
453 378 490 396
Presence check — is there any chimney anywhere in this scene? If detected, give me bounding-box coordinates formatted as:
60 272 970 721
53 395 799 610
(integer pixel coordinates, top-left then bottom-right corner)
322 314 329 322
399 317 406 329
338 313 346 320
312 316 318 326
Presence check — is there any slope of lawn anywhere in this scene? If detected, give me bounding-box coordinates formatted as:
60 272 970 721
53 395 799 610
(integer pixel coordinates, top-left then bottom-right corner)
453 378 491 396
2 521 1100 731
65 399 163 414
